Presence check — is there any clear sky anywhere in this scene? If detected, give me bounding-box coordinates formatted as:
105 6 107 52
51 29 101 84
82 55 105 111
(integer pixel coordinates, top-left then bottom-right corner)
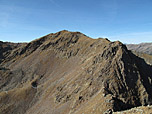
0 0 152 44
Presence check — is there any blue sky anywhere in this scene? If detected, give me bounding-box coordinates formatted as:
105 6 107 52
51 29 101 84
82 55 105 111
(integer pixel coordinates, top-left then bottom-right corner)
0 0 152 44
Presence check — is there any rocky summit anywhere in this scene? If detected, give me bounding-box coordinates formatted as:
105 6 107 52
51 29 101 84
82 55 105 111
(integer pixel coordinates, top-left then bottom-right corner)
0 30 152 114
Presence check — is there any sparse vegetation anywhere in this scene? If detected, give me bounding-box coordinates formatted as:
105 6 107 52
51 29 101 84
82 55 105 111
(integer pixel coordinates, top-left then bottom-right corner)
0 30 152 114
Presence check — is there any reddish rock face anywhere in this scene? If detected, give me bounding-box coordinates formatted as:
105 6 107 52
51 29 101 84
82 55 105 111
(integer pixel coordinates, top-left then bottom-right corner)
0 30 152 114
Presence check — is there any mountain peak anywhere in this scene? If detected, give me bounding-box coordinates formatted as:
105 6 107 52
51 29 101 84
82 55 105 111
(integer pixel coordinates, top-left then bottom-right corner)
0 31 152 114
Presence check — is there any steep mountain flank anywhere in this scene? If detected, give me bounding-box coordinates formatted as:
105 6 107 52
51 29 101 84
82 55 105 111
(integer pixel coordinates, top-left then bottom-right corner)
0 41 24 63
131 52 152 65
0 30 152 114
126 43 152 65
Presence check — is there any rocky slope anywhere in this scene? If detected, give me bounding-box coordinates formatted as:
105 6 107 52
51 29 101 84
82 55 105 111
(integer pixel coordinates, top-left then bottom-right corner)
0 30 152 114
126 43 152 65
114 105 152 114
132 52 152 65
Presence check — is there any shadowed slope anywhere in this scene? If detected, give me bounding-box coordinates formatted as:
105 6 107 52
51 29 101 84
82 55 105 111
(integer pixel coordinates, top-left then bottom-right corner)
126 43 152 65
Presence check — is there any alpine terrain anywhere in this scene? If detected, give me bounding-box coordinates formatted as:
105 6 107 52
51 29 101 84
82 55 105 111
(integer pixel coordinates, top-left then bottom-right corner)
0 30 152 114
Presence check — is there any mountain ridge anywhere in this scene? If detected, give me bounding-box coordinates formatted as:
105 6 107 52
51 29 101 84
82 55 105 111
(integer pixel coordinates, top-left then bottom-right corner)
0 30 152 114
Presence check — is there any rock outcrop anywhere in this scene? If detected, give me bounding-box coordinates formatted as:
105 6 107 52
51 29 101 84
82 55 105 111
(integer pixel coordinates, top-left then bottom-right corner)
0 30 152 114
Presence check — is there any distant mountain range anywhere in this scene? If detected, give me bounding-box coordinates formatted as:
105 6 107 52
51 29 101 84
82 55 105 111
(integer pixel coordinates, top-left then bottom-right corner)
126 43 152 55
